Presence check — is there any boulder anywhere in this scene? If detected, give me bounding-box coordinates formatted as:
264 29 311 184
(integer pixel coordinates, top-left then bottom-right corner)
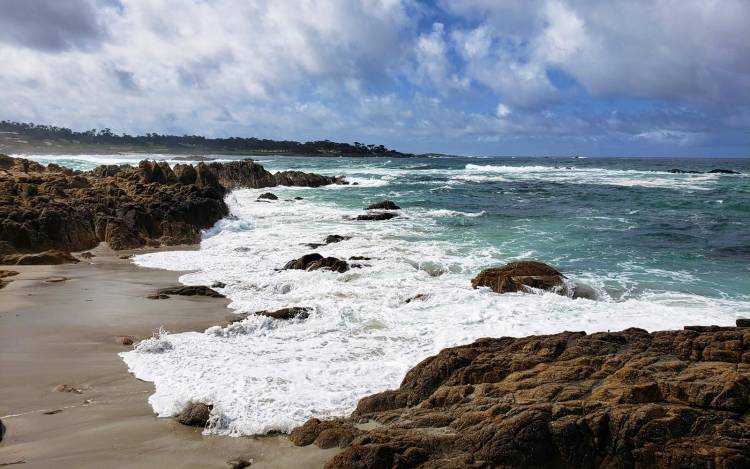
305 326 750 468
156 285 225 298
356 212 398 221
737 318 750 327
289 418 361 449
256 307 311 320
176 402 212 427
283 253 349 273
257 192 278 200
708 169 741 174
226 459 252 469
471 260 566 294
366 200 400 210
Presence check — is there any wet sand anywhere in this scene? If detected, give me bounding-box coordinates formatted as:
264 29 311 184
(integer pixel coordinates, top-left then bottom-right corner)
0 244 336 468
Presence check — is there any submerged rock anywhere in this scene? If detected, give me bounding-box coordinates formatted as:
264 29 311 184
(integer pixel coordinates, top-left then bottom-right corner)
156 285 225 298
176 402 212 427
356 212 398 221
305 234 351 248
302 326 750 468
366 200 400 210
471 260 565 294
256 307 311 320
708 168 741 174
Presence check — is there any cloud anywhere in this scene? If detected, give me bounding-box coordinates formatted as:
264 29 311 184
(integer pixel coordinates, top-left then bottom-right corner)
0 0 747 156
0 0 113 52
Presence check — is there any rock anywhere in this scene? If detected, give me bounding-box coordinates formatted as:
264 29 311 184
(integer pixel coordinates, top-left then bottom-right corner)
349 256 371 261
43 409 63 415
274 170 345 188
306 235 351 248
147 293 169 300
289 418 361 449
294 196 304 200
405 293 428 303
227 459 252 469
284 253 350 273
667 168 701 174
366 200 400 210
471 260 566 294
45 276 68 283
176 402 212 427
78 251 95 259
305 326 750 468
54 384 83 394
0 269 18 289
119 254 133 260
0 155 341 255
156 285 225 298
737 318 750 327
356 212 398 221
256 307 311 320
0 418 4 442
211 282 226 289
0 250 79 265
708 169 741 174
117 335 135 345
257 192 278 200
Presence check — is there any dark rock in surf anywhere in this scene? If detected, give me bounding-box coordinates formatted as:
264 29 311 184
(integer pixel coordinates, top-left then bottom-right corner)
708 168 741 174
366 200 400 210
176 402 212 427
405 293 428 303
289 418 361 449
156 285 225 298
283 253 349 273
737 318 750 327
471 260 566 294
667 168 701 174
356 212 398 221
349 256 371 261
305 234 351 248
302 326 750 468
257 192 278 201
257 307 311 320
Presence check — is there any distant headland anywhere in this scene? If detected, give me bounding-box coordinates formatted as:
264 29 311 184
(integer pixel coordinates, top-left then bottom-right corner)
0 121 414 157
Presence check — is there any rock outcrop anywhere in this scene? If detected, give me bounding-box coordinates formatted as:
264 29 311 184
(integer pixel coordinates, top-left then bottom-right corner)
0 269 18 289
296 325 750 468
471 260 566 294
0 154 343 256
258 192 278 200
1 250 79 265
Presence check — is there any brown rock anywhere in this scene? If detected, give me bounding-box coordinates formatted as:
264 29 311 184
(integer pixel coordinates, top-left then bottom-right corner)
283 253 349 272
366 200 400 210
289 418 361 449
0 418 4 442
302 327 750 468
78 251 95 259
117 335 135 345
737 318 750 328
471 260 566 294
0 269 18 289
54 384 83 394
156 285 225 298
0 155 340 255
176 401 212 427
0 250 79 265
227 459 252 469
256 307 311 320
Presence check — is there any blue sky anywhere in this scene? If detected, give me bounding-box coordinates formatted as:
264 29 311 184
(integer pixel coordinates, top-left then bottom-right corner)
1 0 749 156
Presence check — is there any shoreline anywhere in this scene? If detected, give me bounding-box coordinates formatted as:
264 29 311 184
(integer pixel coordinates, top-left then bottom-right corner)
0 243 336 468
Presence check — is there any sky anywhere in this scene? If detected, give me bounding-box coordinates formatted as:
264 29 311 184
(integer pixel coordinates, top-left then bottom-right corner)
1 0 749 157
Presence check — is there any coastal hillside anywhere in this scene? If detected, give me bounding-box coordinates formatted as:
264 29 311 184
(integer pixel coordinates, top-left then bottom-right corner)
0 121 413 158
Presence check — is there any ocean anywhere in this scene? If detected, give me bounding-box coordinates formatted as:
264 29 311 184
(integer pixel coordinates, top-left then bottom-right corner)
22 153 750 435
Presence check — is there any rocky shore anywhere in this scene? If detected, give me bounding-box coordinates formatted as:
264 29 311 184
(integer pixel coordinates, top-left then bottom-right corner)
292 324 750 468
0 154 344 258
2 154 748 468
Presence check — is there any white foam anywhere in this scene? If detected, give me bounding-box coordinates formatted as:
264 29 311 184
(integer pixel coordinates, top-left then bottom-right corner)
459 163 721 190
120 188 748 436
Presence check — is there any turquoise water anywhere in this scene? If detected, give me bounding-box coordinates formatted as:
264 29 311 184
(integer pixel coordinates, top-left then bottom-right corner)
25 153 750 435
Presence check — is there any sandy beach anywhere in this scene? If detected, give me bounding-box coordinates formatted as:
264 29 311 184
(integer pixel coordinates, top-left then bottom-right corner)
0 244 336 468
